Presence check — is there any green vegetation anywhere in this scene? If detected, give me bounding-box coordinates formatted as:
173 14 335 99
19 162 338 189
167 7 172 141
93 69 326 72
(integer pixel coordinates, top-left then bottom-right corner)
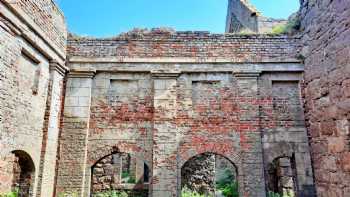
127 177 136 184
217 182 239 197
267 191 295 197
0 188 18 197
270 14 300 35
271 24 288 35
121 171 130 179
268 191 282 197
181 187 208 197
215 169 239 197
93 191 129 197
121 171 136 184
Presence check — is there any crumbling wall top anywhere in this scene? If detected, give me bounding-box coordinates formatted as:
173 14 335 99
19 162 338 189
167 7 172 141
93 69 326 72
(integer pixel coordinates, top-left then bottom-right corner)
67 28 302 63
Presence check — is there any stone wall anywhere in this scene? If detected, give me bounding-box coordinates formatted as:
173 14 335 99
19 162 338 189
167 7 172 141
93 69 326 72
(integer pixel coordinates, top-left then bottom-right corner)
300 0 350 196
225 0 287 34
57 28 313 196
0 0 67 196
260 73 315 196
225 0 259 33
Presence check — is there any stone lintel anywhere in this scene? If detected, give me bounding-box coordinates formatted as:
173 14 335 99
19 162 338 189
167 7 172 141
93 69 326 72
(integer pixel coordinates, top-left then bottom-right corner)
233 71 261 78
68 69 96 78
49 60 69 76
151 70 181 79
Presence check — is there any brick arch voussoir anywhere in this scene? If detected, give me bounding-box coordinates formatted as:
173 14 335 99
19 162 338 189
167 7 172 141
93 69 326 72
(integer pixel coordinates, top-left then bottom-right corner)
88 142 145 167
178 143 242 170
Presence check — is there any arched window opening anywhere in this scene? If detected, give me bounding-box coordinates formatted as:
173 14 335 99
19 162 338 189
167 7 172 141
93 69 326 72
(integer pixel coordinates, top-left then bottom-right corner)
181 153 239 197
11 150 35 197
267 156 297 197
91 152 149 197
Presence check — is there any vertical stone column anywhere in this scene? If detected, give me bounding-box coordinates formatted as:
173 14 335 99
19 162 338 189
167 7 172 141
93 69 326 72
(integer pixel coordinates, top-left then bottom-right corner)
36 61 67 197
151 70 180 197
233 72 266 197
55 69 95 197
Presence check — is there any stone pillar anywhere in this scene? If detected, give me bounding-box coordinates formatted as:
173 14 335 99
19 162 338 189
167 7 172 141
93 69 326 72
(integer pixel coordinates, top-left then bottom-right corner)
233 72 266 197
55 69 95 197
151 70 180 197
36 61 67 197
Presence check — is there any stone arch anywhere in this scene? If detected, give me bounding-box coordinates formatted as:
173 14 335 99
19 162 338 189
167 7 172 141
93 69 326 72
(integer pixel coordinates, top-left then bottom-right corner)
264 142 295 164
11 150 36 197
88 143 148 167
179 152 242 196
178 145 241 168
90 150 150 197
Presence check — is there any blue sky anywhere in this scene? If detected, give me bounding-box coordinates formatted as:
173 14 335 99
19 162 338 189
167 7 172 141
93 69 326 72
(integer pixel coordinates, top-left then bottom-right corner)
56 0 300 37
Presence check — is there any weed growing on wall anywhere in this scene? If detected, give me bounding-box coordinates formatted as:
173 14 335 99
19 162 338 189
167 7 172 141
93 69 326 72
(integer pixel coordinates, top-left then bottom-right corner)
271 14 300 35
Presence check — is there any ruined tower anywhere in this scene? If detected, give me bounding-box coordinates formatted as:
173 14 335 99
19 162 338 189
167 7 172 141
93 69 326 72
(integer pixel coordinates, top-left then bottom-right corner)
225 0 287 34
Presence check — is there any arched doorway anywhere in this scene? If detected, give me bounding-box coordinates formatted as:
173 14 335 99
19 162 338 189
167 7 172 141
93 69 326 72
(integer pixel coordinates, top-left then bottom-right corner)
91 152 149 197
181 153 239 197
11 150 35 197
267 156 297 197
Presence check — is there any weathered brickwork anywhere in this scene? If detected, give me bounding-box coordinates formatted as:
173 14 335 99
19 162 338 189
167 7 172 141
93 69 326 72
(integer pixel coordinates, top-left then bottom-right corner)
15 0 67 54
1 0 349 196
58 51 311 197
0 0 67 196
259 73 315 196
300 0 350 196
67 31 301 63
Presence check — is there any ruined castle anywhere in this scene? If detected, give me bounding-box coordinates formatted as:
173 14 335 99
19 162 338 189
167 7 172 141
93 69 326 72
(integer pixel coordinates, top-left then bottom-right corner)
0 0 349 196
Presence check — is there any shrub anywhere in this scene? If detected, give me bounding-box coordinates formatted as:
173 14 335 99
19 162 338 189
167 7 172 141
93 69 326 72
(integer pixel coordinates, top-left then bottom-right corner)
268 191 282 197
216 182 239 197
121 171 130 179
0 188 18 197
181 187 208 197
267 191 295 197
271 13 301 35
271 24 287 35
